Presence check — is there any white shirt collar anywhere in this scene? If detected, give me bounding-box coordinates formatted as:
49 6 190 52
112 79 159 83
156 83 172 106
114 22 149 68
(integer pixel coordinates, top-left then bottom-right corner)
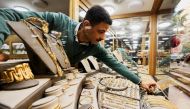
74 23 89 46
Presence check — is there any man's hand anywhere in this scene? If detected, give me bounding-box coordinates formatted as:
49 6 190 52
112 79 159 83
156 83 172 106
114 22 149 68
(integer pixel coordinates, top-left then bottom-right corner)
139 81 157 93
0 52 9 62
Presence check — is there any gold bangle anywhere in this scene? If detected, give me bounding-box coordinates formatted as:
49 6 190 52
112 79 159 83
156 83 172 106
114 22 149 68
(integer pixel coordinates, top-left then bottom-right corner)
22 63 34 79
23 63 34 78
0 63 35 83
20 64 31 80
13 66 24 82
0 70 14 83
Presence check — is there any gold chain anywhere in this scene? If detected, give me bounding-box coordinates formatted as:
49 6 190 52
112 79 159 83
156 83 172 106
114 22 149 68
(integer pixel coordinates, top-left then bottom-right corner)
25 17 49 34
25 17 71 69
44 33 71 68
22 20 63 77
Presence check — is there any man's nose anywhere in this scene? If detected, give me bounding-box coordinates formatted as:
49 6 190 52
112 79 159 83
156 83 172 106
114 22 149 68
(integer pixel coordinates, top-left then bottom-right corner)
100 35 105 40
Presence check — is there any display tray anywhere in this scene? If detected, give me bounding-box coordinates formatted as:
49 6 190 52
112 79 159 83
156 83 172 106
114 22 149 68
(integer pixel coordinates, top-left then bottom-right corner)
78 72 142 109
78 70 178 109
98 91 140 109
99 77 129 91
0 78 51 109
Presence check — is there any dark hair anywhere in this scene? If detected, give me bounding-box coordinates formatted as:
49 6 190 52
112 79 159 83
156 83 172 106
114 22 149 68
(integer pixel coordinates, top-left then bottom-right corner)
84 5 112 26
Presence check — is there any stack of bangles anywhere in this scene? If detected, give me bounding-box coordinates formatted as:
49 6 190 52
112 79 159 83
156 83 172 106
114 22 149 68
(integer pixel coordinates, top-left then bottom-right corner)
0 63 34 83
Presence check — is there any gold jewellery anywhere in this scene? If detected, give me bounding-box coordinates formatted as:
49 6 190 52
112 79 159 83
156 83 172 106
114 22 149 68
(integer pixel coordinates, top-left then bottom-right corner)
25 17 49 34
23 17 63 77
0 63 34 83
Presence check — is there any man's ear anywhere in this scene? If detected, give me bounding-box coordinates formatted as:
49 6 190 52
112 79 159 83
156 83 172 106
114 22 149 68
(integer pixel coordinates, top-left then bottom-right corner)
83 20 92 30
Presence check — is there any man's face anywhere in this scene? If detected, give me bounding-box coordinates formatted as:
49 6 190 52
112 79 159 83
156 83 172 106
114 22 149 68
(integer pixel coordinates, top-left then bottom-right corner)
83 21 110 45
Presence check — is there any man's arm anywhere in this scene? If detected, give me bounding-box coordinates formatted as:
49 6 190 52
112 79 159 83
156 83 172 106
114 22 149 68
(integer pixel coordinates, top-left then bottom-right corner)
93 44 141 84
0 8 43 47
122 51 138 66
93 45 157 92
0 8 74 48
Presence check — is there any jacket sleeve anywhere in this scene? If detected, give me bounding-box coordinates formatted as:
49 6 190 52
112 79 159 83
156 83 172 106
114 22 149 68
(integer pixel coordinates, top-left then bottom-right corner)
0 8 73 47
93 45 141 84
123 52 138 67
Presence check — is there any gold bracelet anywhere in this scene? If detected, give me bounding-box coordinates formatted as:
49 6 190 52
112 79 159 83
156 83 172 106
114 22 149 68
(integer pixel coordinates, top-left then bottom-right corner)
0 69 14 83
14 66 24 82
0 63 35 83
22 63 34 79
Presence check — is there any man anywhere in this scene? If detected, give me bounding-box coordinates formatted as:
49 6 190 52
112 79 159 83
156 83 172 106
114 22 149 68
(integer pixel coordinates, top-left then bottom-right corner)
0 5 156 91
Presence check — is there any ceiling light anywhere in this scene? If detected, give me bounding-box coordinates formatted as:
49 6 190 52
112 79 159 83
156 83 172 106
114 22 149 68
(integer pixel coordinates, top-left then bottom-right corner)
132 36 140 40
159 41 164 43
133 44 138 49
112 20 121 26
13 6 30 11
103 5 115 15
133 33 141 36
162 38 169 40
158 22 172 28
133 46 138 48
116 31 125 35
129 24 141 31
133 41 138 44
123 39 128 41
125 42 130 44
79 10 86 18
127 0 144 9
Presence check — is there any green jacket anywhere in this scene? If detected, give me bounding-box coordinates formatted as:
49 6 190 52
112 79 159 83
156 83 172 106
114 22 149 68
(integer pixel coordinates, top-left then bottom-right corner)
0 8 140 84
117 48 137 67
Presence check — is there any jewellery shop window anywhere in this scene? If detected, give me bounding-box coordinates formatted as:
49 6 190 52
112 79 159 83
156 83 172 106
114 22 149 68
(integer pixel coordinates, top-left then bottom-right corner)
0 35 28 60
156 0 190 99
156 13 173 78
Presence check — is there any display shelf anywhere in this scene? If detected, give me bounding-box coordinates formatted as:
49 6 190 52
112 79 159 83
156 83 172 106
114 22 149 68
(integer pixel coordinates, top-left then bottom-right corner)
0 78 51 109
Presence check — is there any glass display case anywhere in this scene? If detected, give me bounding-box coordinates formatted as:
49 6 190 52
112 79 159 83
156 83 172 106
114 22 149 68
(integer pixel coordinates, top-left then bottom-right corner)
0 35 28 59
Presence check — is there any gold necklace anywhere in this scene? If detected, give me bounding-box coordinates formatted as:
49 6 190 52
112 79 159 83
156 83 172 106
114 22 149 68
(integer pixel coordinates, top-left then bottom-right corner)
26 17 72 69
22 20 63 77
44 33 71 68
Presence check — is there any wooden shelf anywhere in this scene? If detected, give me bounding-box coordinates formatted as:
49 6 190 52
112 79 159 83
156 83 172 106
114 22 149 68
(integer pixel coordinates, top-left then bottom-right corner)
9 54 28 59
